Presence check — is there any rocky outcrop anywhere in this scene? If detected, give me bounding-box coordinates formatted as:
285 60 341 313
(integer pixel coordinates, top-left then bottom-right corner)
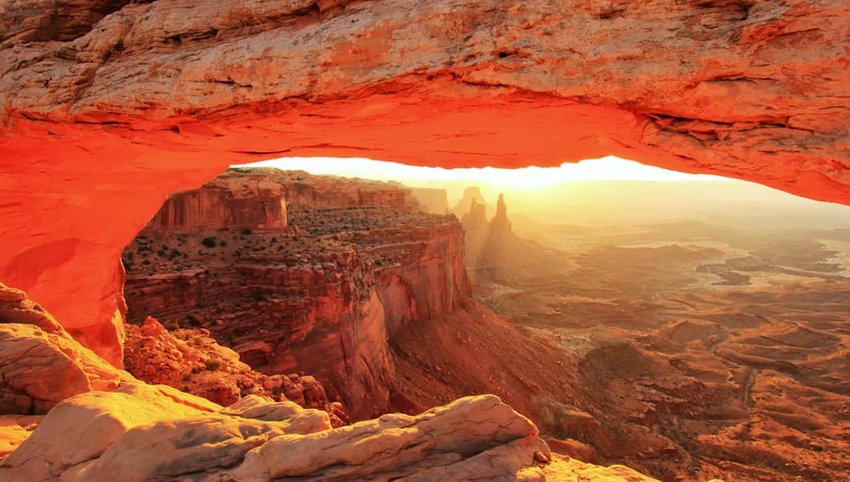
453 186 492 219
0 283 131 414
491 193 512 233
272 169 421 210
0 416 39 460
124 233 392 420
0 282 223 417
546 455 659 482
0 280 653 481
461 197 489 267
0 383 225 481
410 187 449 214
124 317 347 426
227 395 549 481
123 170 590 431
123 170 466 420
0 389 558 482
1 0 848 361
461 192 561 284
145 173 287 232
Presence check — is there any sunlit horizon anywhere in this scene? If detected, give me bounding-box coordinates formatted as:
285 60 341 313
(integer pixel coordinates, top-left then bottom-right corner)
233 155 850 228
235 156 730 191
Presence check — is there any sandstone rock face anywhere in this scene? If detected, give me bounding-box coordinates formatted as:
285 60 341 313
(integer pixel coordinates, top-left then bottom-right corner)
227 395 547 482
275 169 421 210
0 383 220 482
410 187 449 214
0 282 224 421
124 170 470 420
124 316 347 426
546 454 658 482
0 280 657 481
0 388 573 482
122 170 581 432
0 283 66 335
0 283 131 414
0 416 40 460
1 0 848 358
146 173 287 232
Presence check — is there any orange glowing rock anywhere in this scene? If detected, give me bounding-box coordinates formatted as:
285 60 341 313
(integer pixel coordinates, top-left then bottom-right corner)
1 0 848 368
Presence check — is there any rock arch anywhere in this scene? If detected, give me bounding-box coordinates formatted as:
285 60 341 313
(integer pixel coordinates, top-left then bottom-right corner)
1 0 848 363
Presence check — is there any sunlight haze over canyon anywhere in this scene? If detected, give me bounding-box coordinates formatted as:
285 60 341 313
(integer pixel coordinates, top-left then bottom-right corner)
239 156 730 188
2 1 849 481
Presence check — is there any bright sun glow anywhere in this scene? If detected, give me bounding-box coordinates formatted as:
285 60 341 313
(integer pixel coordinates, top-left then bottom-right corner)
235 156 728 190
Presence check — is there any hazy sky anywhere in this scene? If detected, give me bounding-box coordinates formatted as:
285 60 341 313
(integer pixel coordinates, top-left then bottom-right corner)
235 156 850 229
236 156 728 190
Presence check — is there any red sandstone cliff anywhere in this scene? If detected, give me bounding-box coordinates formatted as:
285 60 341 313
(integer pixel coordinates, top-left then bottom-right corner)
265 169 421 210
2 281 655 482
146 174 288 232
2 0 848 366
123 170 579 430
410 187 449 214
124 169 466 420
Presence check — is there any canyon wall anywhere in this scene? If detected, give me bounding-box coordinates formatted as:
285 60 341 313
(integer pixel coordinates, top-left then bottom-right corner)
123 169 470 420
1 0 848 360
145 174 287 232
122 170 582 433
410 187 449 214
352 222 471 335
277 170 420 210
124 225 394 420
1 280 658 482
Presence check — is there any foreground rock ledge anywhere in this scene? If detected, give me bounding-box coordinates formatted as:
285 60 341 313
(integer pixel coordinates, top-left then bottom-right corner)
0 390 656 481
0 281 659 481
1 0 849 361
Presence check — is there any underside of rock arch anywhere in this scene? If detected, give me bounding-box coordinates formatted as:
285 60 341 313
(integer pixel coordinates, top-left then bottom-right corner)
1 0 849 362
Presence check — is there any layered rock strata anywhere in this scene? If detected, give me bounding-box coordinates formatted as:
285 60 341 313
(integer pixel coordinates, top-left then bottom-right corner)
2 0 849 360
146 174 288 232
410 187 450 214
123 169 468 420
124 316 347 426
0 280 656 481
123 170 581 431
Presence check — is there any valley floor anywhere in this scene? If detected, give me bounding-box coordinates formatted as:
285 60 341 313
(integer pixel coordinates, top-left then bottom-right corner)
475 221 850 481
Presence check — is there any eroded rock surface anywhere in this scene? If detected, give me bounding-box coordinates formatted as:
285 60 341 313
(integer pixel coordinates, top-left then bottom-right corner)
123 170 578 429
124 316 347 426
0 384 618 482
1 0 849 359
146 174 288 232
0 268 654 481
123 169 460 419
0 282 130 414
